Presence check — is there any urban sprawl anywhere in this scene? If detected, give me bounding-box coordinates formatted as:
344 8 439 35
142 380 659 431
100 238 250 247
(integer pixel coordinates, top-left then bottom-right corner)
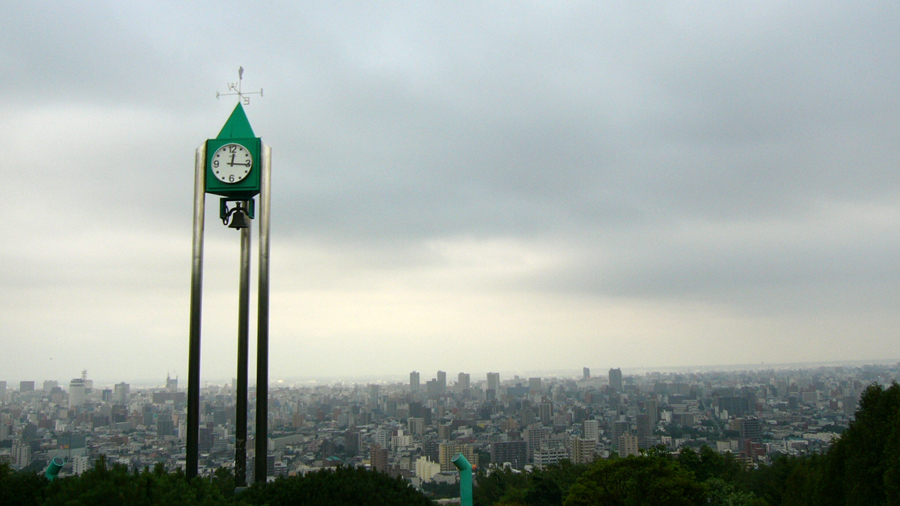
2 363 895 485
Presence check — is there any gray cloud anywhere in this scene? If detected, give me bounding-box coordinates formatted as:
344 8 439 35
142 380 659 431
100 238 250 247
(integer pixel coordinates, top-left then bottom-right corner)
2 1 898 382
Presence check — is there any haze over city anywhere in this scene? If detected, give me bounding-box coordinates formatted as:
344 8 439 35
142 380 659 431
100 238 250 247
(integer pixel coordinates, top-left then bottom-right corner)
2 2 899 385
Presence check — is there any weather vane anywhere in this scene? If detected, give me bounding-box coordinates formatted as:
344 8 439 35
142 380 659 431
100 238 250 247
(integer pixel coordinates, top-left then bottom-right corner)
217 66 263 105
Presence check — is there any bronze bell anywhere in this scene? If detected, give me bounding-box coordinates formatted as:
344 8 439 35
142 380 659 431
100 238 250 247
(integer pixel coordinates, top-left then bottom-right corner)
228 209 251 230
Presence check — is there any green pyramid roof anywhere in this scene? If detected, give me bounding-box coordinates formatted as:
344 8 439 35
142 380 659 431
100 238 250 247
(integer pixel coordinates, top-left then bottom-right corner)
216 103 256 139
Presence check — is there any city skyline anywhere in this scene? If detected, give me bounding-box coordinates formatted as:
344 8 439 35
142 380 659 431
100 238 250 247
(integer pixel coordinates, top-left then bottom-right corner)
4 358 898 390
2 2 899 383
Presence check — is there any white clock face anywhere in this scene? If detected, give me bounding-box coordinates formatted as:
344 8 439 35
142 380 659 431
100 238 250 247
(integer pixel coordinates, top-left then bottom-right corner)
211 143 253 183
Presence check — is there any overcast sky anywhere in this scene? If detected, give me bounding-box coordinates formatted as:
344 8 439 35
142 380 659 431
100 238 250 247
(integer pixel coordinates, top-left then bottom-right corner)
2 1 898 386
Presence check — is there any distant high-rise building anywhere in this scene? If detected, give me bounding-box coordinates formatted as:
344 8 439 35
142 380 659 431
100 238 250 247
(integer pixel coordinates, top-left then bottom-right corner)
42 380 59 392
570 437 597 465
114 382 130 404
521 399 536 426
19 381 35 392
611 420 629 444
583 367 590 380
166 374 177 392
409 417 426 436
0 381 6 400
524 423 551 462
457 372 470 394
426 379 441 398
491 441 528 470
583 419 600 443
487 372 500 393
415 456 442 481
645 399 659 427
740 417 762 444
539 401 553 426
618 434 639 457
410 371 420 393
534 446 569 470
637 413 654 449
529 377 542 395
438 443 477 472
13 440 31 469
438 424 452 441
424 441 441 464
609 368 623 392
718 395 753 417
72 455 91 476
69 378 86 408
437 370 447 395
371 444 389 473
198 423 215 452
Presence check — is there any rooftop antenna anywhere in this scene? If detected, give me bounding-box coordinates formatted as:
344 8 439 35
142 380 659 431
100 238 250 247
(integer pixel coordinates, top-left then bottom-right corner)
216 66 263 105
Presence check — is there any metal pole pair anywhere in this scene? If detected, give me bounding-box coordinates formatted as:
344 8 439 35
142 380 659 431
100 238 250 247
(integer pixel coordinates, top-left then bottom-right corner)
187 143 271 483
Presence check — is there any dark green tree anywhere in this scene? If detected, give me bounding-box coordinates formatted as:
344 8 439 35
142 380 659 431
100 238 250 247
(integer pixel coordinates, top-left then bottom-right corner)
822 382 900 506
563 455 705 506
41 457 227 506
704 478 767 506
678 446 742 484
474 467 528 506
0 463 48 506
236 465 433 506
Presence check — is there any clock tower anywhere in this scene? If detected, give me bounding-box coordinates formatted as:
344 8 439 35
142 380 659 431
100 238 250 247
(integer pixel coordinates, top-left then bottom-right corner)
187 70 272 485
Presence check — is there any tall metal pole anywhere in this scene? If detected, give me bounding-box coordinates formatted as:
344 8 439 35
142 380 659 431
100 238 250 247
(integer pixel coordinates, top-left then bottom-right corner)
235 202 251 487
186 144 207 480
254 143 272 482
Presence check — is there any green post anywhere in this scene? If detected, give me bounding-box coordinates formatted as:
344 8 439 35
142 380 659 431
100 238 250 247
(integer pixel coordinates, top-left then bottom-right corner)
45 457 64 480
452 453 473 506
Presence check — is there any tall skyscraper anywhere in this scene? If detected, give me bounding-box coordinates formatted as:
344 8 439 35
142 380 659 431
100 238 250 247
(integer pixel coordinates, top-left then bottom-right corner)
645 398 659 427
19 381 35 392
437 370 447 395
583 367 590 380
409 371 420 393
69 378 86 408
114 382 130 404
0 381 7 400
457 372 470 394
636 413 653 449
609 368 623 392
487 372 500 393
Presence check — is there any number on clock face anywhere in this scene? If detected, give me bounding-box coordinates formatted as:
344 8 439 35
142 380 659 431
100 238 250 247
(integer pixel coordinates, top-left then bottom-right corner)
211 143 253 183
